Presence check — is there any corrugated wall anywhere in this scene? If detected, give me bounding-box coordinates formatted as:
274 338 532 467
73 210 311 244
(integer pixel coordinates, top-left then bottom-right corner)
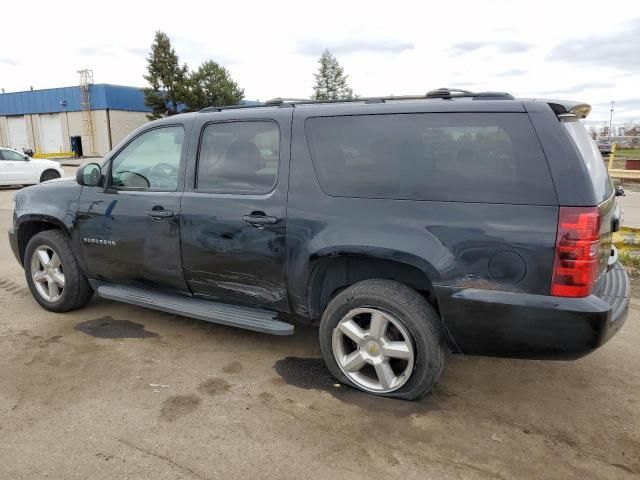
0 84 149 115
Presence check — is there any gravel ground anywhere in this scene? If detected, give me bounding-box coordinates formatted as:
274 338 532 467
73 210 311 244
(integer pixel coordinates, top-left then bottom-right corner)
0 179 638 480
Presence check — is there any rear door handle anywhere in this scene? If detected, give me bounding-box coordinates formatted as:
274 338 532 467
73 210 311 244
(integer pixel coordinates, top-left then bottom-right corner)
241 214 278 225
145 208 174 219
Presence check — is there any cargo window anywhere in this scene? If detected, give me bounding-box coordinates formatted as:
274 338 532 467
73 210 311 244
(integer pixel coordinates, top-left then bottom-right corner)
562 118 613 203
305 113 557 204
197 121 279 194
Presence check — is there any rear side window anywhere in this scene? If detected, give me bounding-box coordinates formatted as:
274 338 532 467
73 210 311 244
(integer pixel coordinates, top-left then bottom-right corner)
305 113 557 204
562 118 612 203
197 121 279 194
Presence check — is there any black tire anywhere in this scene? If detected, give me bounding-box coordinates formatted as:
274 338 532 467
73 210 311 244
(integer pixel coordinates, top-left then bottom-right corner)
319 279 446 400
40 169 61 183
24 230 93 312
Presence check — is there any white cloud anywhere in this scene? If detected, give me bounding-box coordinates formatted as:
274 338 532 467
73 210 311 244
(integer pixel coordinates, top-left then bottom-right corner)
1 0 639 122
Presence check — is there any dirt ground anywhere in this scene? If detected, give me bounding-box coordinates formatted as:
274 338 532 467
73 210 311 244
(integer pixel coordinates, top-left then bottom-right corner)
0 178 638 479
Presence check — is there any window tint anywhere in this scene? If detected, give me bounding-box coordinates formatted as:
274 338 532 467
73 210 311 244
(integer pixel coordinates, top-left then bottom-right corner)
305 113 556 204
562 118 612 203
2 149 27 160
111 126 183 190
197 121 279 194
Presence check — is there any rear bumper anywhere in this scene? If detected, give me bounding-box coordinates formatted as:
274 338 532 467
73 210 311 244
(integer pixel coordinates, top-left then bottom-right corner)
438 262 630 359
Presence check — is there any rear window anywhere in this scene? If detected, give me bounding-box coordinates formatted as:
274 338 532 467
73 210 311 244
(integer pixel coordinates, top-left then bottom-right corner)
562 118 613 203
305 113 557 204
197 121 279 194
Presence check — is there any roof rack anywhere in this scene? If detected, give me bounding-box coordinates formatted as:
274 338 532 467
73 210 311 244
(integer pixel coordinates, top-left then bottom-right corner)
199 88 515 112
200 103 268 113
426 88 514 100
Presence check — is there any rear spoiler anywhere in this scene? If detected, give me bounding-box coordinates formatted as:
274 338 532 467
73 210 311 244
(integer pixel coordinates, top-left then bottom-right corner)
525 98 592 119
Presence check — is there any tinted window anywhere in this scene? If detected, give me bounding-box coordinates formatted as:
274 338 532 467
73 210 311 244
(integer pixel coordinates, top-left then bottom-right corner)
111 126 183 190
305 113 556 204
197 121 279 194
562 118 612 203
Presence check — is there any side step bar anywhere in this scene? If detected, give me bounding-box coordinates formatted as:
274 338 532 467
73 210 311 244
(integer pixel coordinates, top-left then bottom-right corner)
94 283 294 335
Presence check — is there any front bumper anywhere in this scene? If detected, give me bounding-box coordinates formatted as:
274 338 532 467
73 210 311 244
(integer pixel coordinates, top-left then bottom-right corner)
438 262 630 359
8 223 20 264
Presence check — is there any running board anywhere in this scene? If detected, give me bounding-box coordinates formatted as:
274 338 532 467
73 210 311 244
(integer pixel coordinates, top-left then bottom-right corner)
95 283 294 335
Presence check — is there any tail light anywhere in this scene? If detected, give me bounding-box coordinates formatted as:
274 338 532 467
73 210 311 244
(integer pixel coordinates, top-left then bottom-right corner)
551 206 601 297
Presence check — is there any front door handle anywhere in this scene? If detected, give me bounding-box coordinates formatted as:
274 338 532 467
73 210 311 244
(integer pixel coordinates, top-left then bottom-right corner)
241 214 278 225
145 208 174 219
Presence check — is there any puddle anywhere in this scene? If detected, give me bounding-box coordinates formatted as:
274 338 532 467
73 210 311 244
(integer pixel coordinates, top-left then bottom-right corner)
74 316 158 339
273 357 439 416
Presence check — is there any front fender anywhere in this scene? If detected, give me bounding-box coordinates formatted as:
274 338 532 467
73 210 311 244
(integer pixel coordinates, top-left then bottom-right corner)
12 180 83 266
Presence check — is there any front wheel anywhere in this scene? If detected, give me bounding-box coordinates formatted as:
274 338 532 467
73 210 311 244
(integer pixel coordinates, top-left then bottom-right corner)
24 230 93 312
319 279 446 400
40 169 61 183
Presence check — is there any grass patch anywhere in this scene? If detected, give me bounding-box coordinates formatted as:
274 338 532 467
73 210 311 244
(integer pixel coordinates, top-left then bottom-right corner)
618 252 640 269
613 149 640 160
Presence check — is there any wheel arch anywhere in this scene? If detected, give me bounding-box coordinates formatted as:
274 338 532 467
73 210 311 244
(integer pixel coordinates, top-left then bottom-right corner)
307 247 441 320
16 216 70 265
39 168 62 182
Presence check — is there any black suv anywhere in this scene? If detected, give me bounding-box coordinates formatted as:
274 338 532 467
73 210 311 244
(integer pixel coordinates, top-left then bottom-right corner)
9 89 629 400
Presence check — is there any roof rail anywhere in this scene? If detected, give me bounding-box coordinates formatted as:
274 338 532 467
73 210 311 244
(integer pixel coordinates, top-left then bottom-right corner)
200 103 268 113
264 97 310 106
199 88 516 112
426 88 514 100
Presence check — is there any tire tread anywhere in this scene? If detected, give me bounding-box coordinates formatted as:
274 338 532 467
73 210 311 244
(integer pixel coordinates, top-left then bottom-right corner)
319 279 446 400
25 230 92 312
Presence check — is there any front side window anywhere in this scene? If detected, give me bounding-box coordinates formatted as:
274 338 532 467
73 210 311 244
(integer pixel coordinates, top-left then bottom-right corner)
110 126 184 190
197 121 279 194
2 149 27 161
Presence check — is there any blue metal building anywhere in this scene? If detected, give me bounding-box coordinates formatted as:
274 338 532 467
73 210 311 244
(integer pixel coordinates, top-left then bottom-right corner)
0 84 151 156
0 84 150 116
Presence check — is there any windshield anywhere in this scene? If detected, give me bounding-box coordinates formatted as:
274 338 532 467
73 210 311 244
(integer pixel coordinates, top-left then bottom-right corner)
563 118 613 203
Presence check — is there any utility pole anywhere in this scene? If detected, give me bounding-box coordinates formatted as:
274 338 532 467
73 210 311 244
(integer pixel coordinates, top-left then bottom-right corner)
609 100 615 141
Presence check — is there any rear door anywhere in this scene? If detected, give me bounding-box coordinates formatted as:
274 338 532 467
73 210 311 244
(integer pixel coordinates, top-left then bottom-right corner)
562 117 615 276
180 109 292 311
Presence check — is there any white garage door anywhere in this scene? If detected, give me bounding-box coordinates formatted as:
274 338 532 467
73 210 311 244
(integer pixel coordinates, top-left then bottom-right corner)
39 114 63 153
7 116 28 151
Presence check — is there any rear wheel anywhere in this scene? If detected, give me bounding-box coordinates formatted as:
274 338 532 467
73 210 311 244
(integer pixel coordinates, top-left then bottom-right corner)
24 230 93 312
40 170 61 182
319 279 446 400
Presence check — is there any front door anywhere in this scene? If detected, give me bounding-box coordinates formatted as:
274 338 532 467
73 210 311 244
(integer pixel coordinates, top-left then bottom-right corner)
0 152 6 183
77 124 190 294
1 149 36 183
180 111 292 311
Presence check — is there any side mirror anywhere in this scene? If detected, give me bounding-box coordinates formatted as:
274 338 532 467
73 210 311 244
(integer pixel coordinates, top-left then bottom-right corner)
76 163 103 187
23 155 30 161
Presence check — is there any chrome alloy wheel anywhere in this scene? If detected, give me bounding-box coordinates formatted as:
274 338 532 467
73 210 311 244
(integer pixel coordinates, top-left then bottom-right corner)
332 307 415 393
30 245 65 302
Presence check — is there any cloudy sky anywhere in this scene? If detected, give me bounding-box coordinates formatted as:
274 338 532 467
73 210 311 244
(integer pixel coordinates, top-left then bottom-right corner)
2 0 639 124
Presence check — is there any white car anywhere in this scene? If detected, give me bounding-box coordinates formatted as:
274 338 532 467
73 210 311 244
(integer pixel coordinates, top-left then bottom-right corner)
0 148 64 186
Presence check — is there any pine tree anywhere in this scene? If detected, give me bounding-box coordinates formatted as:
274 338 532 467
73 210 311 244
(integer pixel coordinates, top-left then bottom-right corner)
185 61 244 110
312 49 355 100
143 31 189 119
